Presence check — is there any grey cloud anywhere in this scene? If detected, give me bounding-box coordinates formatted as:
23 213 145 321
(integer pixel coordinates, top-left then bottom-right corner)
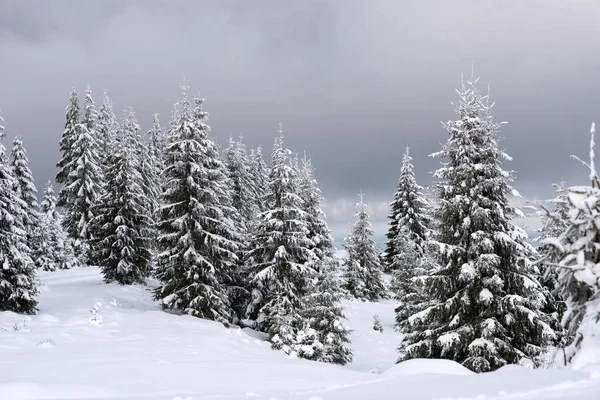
1 0 599 241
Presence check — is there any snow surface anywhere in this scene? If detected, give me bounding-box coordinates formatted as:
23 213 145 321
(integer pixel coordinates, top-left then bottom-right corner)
1 267 599 400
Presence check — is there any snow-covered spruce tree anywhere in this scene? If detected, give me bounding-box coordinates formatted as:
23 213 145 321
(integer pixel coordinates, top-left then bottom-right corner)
384 146 431 271
96 90 119 173
146 113 166 215
225 136 260 228
246 125 317 351
249 146 269 213
541 123 600 366
56 88 80 185
298 259 353 364
89 130 153 285
298 155 336 264
342 192 386 301
153 87 239 325
397 77 555 372
56 87 104 260
0 111 37 314
10 136 40 246
34 182 79 271
392 235 437 330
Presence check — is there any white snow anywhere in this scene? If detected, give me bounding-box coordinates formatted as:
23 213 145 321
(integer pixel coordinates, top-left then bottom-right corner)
0 267 599 400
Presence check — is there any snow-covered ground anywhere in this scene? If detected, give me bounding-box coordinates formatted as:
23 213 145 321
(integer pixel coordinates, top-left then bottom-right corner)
0 267 598 400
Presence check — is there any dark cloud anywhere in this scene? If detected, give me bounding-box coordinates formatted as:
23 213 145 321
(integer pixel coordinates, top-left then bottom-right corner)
1 0 599 241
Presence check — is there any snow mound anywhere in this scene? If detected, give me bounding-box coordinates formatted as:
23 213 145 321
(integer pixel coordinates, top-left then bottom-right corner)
385 358 474 376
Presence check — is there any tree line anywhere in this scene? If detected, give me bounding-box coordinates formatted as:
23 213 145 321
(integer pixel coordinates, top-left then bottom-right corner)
0 76 597 372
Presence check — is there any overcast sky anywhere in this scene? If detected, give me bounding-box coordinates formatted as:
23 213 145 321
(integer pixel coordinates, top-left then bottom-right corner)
1 0 599 244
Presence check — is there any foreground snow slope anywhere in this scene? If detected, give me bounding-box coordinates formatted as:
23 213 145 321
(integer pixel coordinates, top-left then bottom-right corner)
0 267 598 400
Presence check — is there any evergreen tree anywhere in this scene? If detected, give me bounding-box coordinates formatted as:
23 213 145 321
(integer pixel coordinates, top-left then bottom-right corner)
298 155 336 264
96 90 119 173
56 87 104 260
384 146 431 270
34 182 79 271
10 136 40 245
397 77 555 372
541 123 600 365
392 235 437 330
146 113 166 215
89 132 153 285
246 125 317 348
153 86 239 325
225 136 259 227
299 259 353 364
249 146 269 213
56 88 80 185
0 111 37 314
342 192 386 301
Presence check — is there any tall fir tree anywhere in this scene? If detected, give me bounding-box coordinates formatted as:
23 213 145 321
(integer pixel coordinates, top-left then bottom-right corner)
397 77 555 372
10 136 40 247
34 182 79 271
96 90 119 174
153 86 239 325
146 113 166 215
541 123 600 366
56 87 104 260
342 192 386 301
56 88 80 185
246 125 317 350
89 129 153 285
225 136 260 228
299 259 353 365
249 146 269 213
298 155 336 264
385 146 431 270
0 111 37 314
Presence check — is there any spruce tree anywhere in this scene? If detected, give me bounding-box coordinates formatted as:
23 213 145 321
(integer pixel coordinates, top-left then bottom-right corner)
342 192 386 301
397 77 555 372
299 259 353 365
97 90 119 173
34 182 79 271
298 155 336 264
225 136 259 227
385 146 431 270
56 87 104 260
541 123 600 365
89 131 153 285
146 113 166 216
249 146 269 213
0 111 37 314
56 88 80 185
153 86 239 325
246 125 316 348
10 136 40 247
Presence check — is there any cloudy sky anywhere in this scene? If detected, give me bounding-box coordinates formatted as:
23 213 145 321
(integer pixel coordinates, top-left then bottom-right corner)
1 0 599 244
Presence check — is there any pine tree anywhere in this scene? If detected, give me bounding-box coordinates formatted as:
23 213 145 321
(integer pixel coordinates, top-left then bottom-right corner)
298 155 336 264
34 182 79 271
541 123 600 365
225 136 259 226
342 192 386 301
397 77 555 373
153 86 239 325
384 146 431 271
56 87 104 260
0 111 37 314
246 125 317 347
298 259 353 364
10 136 40 246
89 133 153 285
